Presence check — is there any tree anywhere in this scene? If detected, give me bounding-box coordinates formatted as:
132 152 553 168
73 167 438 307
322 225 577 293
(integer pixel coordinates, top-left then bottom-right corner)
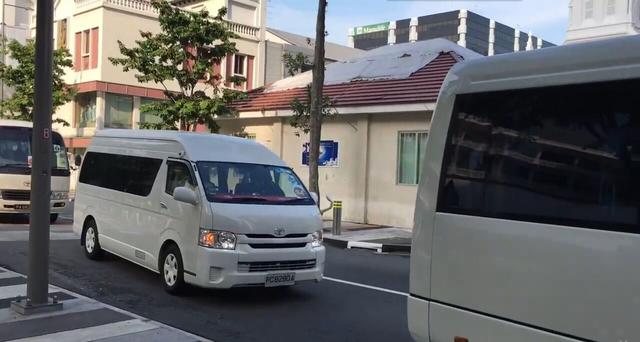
109 0 245 132
307 0 327 198
0 39 76 126
288 85 335 137
282 52 310 77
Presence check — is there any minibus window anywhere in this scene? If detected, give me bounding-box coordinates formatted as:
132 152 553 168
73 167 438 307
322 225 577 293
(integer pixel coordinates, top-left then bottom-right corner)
196 162 314 205
79 152 162 196
438 78 640 233
166 161 196 196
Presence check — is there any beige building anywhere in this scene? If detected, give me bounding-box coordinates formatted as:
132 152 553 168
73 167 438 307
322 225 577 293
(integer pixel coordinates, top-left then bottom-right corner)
32 0 267 160
565 0 640 43
224 39 480 228
0 0 33 101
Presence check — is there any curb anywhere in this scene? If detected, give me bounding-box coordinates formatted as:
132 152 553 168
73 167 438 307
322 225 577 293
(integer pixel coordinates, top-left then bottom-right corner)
324 237 411 253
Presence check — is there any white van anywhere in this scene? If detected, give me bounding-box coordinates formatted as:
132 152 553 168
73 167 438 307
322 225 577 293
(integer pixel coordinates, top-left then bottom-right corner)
408 35 640 342
0 120 70 223
74 129 325 293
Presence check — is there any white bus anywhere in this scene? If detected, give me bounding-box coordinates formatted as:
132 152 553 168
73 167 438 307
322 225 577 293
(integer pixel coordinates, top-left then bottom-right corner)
0 120 70 223
74 129 325 293
408 35 640 342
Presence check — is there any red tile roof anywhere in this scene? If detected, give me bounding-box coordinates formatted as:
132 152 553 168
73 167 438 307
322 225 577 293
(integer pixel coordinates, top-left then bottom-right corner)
234 52 461 112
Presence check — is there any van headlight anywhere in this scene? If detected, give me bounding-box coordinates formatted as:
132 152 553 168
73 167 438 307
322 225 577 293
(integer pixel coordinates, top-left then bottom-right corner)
311 230 323 247
199 229 236 250
50 191 68 200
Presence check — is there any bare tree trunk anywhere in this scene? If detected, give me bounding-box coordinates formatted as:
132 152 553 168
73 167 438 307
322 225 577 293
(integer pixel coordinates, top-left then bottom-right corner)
308 0 326 201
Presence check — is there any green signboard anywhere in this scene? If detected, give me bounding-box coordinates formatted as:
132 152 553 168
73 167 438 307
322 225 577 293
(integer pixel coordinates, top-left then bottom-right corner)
354 22 390 36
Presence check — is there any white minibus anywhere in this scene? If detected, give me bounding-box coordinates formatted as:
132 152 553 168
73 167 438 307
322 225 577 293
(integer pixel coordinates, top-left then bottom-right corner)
74 129 325 293
0 120 70 223
408 35 640 342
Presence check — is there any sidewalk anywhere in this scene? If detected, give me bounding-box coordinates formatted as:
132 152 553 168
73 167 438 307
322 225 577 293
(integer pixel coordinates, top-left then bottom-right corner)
322 220 412 253
0 267 208 342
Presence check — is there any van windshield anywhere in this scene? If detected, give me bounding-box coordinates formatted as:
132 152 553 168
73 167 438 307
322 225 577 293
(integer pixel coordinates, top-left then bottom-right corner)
196 162 314 205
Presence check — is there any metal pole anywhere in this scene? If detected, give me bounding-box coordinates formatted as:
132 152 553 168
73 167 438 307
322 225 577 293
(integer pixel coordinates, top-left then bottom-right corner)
11 0 60 315
332 200 342 236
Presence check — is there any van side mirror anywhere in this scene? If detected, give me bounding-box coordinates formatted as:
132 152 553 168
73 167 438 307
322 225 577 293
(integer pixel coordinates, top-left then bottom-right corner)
309 192 319 204
173 187 198 205
74 155 82 167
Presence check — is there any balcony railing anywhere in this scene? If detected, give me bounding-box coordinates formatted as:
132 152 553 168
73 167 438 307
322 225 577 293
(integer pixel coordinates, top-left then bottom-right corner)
74 0 260 40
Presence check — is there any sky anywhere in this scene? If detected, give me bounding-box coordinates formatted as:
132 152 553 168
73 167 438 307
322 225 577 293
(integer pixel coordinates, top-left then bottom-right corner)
266 0 571 46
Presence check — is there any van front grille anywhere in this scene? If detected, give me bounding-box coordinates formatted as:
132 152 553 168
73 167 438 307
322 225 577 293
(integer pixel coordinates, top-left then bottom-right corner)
237 259 316 273
249 243 307 249
1 190 30 201
246 233 309 239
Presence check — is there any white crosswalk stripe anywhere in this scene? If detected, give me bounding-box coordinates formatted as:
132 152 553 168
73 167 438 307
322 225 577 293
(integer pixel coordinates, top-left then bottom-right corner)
8 319 159 342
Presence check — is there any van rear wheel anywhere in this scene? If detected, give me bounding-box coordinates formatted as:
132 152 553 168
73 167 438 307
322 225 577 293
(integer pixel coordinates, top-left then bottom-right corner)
83 220 103 260
50 214 59 224
161 244 185 294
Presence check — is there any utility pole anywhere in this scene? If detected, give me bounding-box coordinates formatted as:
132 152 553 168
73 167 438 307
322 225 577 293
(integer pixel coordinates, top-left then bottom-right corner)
11 0 62 315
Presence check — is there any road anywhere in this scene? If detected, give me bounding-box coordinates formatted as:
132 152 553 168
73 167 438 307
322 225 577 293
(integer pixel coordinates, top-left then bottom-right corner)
0 220 412 342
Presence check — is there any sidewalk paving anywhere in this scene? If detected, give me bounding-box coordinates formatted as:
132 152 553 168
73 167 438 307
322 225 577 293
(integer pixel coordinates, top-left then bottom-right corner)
0 267 208 342
322 220 412 253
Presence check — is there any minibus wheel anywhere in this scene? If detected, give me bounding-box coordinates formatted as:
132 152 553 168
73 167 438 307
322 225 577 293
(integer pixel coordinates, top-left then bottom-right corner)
50 214 58 224
160 244 185 294
82 219 103 260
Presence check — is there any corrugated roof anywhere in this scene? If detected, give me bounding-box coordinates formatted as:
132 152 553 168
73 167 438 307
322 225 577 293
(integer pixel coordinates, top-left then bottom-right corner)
234 51 461 112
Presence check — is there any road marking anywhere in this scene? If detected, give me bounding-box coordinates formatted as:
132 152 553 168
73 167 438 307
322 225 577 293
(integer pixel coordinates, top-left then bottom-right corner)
323 276 408 297
8 319 158 342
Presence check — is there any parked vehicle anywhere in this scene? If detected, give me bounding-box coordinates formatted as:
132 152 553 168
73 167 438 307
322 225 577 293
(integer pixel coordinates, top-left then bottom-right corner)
408 35 640 342
74 129 325 293
0 120 70 223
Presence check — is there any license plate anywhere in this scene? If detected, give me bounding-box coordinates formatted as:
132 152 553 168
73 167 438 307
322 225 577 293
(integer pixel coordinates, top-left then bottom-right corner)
14 204 29 210
265 272 295 287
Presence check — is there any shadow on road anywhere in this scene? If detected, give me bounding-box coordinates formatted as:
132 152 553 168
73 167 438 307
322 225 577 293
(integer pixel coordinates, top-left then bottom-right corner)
0 214 29 224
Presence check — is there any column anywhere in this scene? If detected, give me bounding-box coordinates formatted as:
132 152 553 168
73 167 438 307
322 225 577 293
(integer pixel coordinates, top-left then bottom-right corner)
526 31 534 51
488 19 496 56
387 20 396 45
409 17 418 42
95 91 105 130
457 9 468 48
537 37 543 49
347 27 355 48
132 96 141 129
514 29 520 52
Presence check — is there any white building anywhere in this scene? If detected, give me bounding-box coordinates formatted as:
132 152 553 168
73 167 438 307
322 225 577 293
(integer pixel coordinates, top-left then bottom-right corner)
566 0 640 43
0 0 33 101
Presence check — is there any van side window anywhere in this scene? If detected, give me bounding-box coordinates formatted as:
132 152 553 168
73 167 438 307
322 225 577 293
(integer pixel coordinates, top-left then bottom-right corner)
437 78 640 233
166 161 196 196
79 152 162 196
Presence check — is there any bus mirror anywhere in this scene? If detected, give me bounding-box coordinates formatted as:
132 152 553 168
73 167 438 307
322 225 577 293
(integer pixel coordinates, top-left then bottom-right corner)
74 155 82 167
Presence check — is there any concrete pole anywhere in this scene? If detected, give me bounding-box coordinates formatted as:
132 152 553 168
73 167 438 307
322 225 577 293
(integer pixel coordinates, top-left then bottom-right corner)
409 17 418 42
457 9 468 48
11 0 62 315
387 20 396 45
537 37 543 49
488 20 496 56
526 31 534 51
514 29 521 52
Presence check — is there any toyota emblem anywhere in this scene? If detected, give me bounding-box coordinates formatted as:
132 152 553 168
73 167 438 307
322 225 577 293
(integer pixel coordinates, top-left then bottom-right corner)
274 228 286 237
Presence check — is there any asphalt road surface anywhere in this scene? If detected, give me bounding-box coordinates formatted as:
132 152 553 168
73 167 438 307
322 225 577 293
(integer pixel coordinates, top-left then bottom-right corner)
0 222 412 342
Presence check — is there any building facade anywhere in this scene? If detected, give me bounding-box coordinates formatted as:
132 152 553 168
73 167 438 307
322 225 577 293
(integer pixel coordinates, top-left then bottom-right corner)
0 0 33 101
264 27 363 84
348 10 555 56
33 0 266 169
565 0 640 43
225 39 480 228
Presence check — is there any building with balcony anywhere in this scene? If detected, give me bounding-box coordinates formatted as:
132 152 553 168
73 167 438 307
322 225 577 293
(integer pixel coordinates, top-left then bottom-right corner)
565 0 640 44
32 0 266 164
348 10 555 56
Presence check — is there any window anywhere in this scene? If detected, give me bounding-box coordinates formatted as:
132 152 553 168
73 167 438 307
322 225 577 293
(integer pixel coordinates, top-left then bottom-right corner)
607 0 616 15
233 55 246 76
245 133 256 140
585 0 594 19
56 19 67 49
75 92 96 128
104 93 133 129
196 162 314 205
82 30 90 55
75 27 98 71
398 131 428 185
438 78 640 234
165 160 196 196
139 98 163 126
79 152 162 196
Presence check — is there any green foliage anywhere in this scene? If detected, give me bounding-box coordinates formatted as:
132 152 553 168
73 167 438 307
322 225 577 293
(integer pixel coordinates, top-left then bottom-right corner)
0 39 76 126
109 0 245 132
288 85 336 136
282 52 311 77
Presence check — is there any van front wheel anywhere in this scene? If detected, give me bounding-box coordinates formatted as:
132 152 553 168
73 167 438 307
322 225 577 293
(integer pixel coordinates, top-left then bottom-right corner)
82 220 103 260
161 244 185 294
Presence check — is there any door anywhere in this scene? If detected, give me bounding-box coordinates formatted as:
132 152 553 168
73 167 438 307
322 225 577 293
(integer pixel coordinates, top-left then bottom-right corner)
158 159 201 275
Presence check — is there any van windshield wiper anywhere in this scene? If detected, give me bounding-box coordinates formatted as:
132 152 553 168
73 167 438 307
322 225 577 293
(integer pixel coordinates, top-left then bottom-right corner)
211 195 271 203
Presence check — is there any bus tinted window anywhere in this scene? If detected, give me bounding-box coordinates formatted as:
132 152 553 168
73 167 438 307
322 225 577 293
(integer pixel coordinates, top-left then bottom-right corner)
79 152 162 196
438 79 640 233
